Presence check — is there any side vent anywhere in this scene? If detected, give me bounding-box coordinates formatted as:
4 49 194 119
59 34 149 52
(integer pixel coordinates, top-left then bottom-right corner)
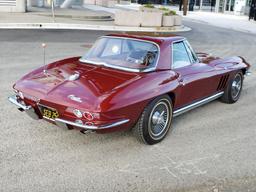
217 75 229 91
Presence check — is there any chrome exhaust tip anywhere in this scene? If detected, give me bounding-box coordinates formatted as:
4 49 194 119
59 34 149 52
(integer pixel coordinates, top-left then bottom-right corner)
80 130 95 134
245 71 252 76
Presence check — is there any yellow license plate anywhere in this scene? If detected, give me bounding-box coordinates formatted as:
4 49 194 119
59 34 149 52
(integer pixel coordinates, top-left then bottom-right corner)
42 107 59 119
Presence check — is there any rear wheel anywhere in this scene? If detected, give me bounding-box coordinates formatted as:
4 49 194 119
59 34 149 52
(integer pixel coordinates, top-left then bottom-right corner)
221 71 243 103
133 95 173 145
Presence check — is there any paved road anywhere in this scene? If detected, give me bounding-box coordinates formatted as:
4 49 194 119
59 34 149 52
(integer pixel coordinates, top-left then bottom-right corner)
0 22 256 192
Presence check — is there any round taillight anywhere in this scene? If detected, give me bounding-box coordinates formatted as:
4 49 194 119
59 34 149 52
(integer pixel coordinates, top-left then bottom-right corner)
73 109 83 118
75 119 83 125
83 112 94 120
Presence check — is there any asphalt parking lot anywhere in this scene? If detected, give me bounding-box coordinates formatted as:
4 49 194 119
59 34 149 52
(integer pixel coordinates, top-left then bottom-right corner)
0 21 256 192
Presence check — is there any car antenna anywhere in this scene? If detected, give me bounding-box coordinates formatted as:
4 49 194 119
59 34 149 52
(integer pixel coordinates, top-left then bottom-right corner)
42 43 47 66
42 43 48 75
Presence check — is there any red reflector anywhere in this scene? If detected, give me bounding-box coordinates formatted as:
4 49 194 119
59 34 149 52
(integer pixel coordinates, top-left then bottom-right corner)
83 112 94 120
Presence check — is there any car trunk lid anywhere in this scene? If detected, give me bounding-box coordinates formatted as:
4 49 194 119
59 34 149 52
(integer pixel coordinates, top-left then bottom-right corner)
15 59 142 111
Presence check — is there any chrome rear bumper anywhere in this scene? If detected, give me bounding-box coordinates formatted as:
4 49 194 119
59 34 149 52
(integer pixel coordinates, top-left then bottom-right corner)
8 95 129 130
54 118 129 130
8 95 39 120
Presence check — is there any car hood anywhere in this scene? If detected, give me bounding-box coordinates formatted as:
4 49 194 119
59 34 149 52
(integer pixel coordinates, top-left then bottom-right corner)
14 57 142 111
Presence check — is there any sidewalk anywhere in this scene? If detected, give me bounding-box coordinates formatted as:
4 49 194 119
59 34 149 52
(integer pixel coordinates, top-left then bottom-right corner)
0 7 114 24
0 6 190 32
114 3 256 34
184 11 256 34
0 2 255 33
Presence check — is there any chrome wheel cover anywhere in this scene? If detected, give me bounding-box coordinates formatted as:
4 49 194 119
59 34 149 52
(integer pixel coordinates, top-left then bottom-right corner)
231 74 242 99
148 99 171 139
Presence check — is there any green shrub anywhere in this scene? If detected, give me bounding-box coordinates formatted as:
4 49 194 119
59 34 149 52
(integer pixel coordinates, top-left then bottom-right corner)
170 10 176 15
163 10 177 16
143 4 155 8
158 7 169 11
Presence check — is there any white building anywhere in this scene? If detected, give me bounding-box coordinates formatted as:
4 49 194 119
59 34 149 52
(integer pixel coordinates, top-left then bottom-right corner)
196 0 251 15
28 0 82 7
0 0 250 15
0 0 82 12
0 0 26 12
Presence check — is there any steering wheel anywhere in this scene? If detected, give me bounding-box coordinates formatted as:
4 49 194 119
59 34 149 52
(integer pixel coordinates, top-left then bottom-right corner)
126 50 156 66
144 51 156 66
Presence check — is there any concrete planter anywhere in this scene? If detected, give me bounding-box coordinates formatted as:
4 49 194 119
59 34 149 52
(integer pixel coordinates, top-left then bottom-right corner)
102 0 108 6
162 15 175 27
174 15 182 26
105 0 117 7
95 0 104 6
119 0 130 4
141 12 162 27
83 0 96 5
101 0 117 7
115 10 181 27
27 0 37 7
115 10 141 27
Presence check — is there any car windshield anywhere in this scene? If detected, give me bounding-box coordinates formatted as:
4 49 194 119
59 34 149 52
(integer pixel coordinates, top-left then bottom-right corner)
80 37 159 71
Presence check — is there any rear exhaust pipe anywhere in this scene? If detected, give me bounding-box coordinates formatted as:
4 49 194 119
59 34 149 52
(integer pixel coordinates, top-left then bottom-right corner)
80 130 95 134
245 71 252 76
18 108 24 112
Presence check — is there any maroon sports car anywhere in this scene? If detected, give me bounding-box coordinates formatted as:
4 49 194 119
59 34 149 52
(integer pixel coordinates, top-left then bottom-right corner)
8 34 251 144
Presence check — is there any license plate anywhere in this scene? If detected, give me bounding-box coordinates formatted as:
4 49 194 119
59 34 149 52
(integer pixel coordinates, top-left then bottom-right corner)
41 106 59 119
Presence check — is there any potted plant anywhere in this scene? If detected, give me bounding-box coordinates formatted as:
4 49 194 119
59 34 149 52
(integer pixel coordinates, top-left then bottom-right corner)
140 4 161 12
173 11 182 26
158 7 170 13
162 9 176 27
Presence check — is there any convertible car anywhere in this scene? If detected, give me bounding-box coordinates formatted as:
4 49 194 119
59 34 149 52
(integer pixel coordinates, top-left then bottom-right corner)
8 34 251 144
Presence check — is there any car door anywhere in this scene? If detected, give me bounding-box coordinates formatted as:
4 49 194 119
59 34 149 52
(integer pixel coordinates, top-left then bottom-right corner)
171 40 219 109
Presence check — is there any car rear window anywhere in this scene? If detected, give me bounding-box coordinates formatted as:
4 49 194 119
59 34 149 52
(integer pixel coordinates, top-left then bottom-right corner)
80 37 159 71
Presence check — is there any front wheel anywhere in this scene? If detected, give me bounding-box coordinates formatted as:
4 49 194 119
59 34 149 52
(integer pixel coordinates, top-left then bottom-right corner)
221 71 243 103
133 95 173 145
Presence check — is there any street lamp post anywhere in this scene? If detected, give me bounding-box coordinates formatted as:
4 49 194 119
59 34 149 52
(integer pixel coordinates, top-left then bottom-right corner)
51 0 55 23
199 0 203 10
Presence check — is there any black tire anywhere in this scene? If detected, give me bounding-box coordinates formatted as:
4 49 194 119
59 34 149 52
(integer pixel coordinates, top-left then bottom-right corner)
220 71 243 104
133 95 173 145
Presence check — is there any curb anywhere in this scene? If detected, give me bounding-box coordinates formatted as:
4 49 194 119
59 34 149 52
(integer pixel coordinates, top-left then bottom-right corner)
0 23 191 32
37 14 114 21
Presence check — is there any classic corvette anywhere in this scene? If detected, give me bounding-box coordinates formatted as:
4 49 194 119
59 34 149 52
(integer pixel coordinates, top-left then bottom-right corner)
8 34 251 144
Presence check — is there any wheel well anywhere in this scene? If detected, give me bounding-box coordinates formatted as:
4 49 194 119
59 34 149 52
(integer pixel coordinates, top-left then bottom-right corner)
167 92 176 106
241 68 246 75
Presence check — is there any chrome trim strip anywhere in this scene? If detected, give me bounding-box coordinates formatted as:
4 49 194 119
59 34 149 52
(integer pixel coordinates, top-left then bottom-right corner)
43 116 55 122
8 95 31 110
171 38 186 70
54 118 130 130
79 58 153 73
173 92 224 117
38 103 57 111
79 36 160 73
